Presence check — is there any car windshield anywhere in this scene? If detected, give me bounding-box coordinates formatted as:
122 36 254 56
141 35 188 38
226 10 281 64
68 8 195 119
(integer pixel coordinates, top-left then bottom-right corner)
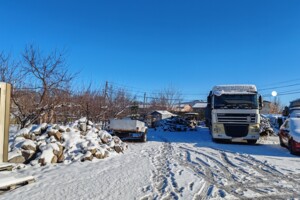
290 118 300 130
213 94 258 109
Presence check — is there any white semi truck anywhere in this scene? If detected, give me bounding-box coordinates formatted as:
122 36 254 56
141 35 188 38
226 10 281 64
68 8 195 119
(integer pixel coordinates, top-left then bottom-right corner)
205 85 263 144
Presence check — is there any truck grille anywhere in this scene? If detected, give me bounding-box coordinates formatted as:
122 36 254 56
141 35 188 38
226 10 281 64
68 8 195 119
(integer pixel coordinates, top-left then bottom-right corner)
224 124 249 137
217 113 256 123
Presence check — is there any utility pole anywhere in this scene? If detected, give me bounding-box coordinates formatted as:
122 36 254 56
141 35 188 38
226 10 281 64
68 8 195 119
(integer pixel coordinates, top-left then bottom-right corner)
143 92 146 109
103 81 108 129
104 81 108 100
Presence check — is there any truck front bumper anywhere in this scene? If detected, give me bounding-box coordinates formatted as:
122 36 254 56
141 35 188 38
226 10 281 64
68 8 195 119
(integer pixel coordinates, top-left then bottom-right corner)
211 123 260 141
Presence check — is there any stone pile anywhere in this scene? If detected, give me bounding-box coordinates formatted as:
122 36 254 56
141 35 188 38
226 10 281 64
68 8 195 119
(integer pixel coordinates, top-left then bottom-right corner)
8 118 128 166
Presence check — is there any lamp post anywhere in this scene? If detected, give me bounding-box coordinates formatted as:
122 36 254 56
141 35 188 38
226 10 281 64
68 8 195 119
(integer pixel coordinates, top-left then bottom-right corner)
271 91 278 113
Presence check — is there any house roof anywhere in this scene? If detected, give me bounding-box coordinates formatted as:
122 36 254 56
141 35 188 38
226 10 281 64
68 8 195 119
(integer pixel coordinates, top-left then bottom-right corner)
192 103 207 108
151 110 176 116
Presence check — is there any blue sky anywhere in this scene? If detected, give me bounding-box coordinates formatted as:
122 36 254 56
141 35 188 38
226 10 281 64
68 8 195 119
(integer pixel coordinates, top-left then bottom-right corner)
1 0 300 105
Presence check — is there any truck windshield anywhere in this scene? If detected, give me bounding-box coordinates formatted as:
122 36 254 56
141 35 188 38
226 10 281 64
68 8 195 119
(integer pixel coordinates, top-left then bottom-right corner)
214 94 258 109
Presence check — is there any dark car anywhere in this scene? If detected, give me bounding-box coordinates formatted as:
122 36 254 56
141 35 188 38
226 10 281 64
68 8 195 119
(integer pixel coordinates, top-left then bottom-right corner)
278 118 300 155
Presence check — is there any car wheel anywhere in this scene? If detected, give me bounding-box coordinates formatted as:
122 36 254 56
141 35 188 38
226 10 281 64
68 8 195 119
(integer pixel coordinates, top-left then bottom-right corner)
279 136 285 147
247 140 257 145
289 139 296 155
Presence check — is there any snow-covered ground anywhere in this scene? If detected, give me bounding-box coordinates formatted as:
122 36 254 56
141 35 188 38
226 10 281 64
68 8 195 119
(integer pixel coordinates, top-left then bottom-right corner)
1 127 300 199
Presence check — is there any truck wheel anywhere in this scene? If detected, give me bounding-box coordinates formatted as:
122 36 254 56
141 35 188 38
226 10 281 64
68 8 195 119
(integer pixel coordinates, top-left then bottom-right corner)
141 133 147 142
247 140 257 145
212 138 222 143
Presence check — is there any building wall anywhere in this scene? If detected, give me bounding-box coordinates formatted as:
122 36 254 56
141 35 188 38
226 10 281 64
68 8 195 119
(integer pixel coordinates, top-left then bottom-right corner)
261 101 271 114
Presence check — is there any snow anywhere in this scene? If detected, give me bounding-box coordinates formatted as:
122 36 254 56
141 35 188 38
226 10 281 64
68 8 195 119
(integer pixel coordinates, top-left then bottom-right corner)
2 127 300 199
192 102 207 108
39 145 55 164
0 173 34 189
212 85 257 95
152 110 177 116
79 117 87 123
21 139 36 148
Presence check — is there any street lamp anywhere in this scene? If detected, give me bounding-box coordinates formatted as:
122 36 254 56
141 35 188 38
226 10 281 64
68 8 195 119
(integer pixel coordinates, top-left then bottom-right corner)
271 91 278 113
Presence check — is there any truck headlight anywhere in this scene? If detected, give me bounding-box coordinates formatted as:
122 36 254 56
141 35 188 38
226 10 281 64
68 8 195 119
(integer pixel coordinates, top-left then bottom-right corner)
250 125 260 133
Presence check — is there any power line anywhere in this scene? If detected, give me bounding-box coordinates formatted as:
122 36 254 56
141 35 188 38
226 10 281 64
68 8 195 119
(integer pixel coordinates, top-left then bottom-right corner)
258 78 300 88
107 81 208 97
260 83 300 91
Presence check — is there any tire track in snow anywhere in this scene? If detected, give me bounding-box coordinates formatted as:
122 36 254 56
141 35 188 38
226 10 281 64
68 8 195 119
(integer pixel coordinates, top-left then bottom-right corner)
178 145 300 199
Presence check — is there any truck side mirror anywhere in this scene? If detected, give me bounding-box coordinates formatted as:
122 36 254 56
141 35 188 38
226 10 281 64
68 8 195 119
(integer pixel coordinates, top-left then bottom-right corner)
259 95 263 110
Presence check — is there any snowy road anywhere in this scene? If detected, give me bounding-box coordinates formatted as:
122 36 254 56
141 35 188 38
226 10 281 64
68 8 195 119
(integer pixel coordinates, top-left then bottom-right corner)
2 127 300 200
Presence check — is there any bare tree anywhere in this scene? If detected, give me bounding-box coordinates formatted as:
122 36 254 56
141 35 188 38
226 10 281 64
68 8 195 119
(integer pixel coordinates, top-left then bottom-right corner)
150 85 182 111
73 83 106 122
270 97 283 114
0 52 21 84
12 45 75 128
105 85 132 119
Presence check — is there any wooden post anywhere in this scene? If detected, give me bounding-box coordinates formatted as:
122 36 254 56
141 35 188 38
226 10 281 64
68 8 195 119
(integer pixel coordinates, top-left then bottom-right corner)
0 82 11 163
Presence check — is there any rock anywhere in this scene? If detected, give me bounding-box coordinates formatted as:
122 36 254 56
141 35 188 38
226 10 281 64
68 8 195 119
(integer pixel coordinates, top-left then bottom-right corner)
83 151 93 161
99 131 112 144
52 124 60 130
121 142 128 151
87 125 92 130
52 143 64 157
8 155 25 163
113 136 122 145
39 154 58 166
21 139 37 151
39 145 56 165
95 148 105 159
49 136 57 143
79 123 87 132
108 140 115 148
31 125 42 135
30 160 39 166
59 126 67 132
114 145 124 153
38 158 46 166
79 117 87 123
57 153 65 163
95 124 102 130
23 132 36 140
66 128 71 132
88 147 97 155
40 123 48 131
16 127 30 137
51 155 58 163
48 131 62 141
114 142 128 153
21 150 35 161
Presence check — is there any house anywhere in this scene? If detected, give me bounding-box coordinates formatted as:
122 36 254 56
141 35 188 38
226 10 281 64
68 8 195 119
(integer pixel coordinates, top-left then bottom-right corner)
261 100 271 114
150 110 177 121
173 104 193 113
192 102 207 113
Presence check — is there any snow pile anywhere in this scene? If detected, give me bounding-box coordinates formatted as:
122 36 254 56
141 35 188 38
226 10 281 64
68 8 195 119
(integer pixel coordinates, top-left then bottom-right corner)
8 118 128 166
154 116 197 132
260 115 274 136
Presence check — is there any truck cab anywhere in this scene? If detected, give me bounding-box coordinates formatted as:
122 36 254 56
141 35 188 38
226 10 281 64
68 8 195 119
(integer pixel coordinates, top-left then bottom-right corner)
206 85 263 144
